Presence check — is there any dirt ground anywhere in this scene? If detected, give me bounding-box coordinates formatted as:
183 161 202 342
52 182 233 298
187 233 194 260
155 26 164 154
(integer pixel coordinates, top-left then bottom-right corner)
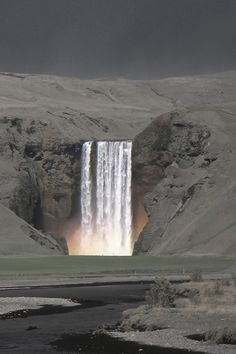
109 278 236 354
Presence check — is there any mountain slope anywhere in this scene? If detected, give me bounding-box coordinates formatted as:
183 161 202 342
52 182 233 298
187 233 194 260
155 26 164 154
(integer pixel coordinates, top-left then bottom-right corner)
0 203 64 255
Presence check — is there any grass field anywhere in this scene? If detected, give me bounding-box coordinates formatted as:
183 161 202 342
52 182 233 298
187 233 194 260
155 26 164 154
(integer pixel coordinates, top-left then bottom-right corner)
0 255 235 279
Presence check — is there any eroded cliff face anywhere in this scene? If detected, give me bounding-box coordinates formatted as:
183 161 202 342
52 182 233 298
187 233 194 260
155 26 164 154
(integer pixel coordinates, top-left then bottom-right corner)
133 106 236 256
0 116 82 254
132 111 211 254
131 112 174 242
25 141 82 243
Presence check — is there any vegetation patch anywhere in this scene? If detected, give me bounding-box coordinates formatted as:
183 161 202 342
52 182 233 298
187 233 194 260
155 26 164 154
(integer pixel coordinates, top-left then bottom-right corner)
186 328 236 345
190 269 203 282
145 278 176 308
0 255 234 279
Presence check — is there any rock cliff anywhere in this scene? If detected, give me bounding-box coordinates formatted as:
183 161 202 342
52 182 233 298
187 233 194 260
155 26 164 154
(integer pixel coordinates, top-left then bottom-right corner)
133 72 236 255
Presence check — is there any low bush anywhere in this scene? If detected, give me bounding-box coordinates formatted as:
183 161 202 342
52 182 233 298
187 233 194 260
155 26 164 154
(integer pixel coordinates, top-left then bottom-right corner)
213 281 224 295
145 278 176 308
231 273 236 286
206 328 236 345
188 289 201 305
204 281 224 297
190 269 203 282
221 278 231 287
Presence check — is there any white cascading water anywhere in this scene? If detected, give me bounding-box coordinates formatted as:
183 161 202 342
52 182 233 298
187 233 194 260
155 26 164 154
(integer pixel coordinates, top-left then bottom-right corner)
79 141 132 255
80 141 93 245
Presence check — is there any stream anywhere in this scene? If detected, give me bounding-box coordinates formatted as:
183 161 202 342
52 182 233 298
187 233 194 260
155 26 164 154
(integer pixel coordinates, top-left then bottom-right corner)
0 283 205 353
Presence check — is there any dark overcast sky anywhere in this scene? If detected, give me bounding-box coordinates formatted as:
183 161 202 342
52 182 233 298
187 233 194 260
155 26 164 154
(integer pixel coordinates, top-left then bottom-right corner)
0 0 236 79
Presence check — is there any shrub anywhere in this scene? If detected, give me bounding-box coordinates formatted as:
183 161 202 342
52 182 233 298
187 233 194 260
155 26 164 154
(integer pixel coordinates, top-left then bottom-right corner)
221 278 231 287
231 273 236 286
206 328 236 344
145 278 176 308
213 281 224 295
190 269 203 282
188 289 201 305
204 286 214 297
204 281 224 297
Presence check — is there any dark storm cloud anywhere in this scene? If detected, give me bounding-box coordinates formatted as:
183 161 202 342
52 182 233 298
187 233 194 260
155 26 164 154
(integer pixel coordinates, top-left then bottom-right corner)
0 0 236 78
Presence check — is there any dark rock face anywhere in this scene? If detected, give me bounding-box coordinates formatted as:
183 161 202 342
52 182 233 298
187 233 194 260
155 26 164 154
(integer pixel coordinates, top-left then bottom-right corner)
0 115 83 254
132 112 175 195
133 111 211 255
0 116 39 223
131 112 176 242
8 141 82 252
28 142 82 239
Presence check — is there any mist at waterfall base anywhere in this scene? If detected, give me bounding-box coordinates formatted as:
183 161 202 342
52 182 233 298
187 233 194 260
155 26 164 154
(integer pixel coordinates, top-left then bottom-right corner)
67 141 135 256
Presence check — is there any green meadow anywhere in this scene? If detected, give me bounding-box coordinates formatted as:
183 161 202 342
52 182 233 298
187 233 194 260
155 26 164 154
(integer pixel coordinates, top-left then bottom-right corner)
0 255 234 279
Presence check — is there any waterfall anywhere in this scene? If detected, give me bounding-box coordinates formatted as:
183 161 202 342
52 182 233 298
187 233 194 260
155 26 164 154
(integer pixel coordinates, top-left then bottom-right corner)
80 141 93 247
79 141 132 256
